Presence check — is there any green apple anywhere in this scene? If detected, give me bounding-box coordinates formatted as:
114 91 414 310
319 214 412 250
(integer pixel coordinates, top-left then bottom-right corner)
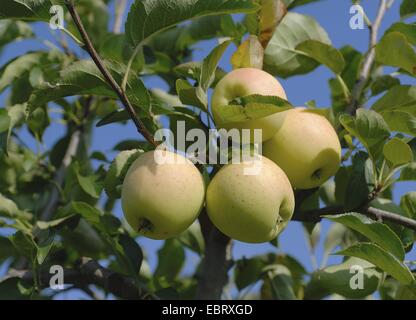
121 150 205 240
263 108 342 190
211 67 287 142
206 156 295 243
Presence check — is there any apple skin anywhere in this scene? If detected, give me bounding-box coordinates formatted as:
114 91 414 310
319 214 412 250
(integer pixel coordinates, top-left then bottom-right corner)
211 68 287 142
121 150 205 240
206 156 295 243
263 108 342 190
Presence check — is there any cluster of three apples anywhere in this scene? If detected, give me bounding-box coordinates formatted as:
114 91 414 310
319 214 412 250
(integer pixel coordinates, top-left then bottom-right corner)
121 68 341 243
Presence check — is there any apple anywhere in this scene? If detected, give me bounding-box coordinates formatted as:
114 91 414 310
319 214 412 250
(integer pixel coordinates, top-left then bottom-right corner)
121 150 205 240
206 155 295 243
211 68 287 142
263 108 342 190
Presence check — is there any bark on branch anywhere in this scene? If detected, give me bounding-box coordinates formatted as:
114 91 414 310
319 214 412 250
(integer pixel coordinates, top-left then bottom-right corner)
346 0 389 115
5 258 153 300
64 0 157 146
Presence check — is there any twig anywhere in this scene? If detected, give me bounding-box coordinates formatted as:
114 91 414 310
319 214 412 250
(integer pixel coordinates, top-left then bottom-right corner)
113 0 128 34
4 258 153 300
64 0 157 147
293 206 416 231
346 0 389 115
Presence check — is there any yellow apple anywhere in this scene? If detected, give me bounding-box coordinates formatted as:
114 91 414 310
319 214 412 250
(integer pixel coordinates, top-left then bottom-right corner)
263 108 342 190
121 150 205 240
211 67 287 142
206 156 295 243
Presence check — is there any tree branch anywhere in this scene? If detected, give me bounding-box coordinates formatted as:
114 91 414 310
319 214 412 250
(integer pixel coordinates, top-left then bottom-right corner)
293 205 416 231
113 0 128 34
64 0 157 147
5 258 153 300
346 0 389 115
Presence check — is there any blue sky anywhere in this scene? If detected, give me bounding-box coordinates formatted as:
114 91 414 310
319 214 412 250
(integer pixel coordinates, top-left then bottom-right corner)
0 0 415 299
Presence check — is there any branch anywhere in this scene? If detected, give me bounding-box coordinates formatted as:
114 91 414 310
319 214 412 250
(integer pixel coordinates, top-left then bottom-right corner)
64 0 157 147
196 224 233 300
5 258 153 300
346 0 389 115
293 206 416 231
113 0 128 34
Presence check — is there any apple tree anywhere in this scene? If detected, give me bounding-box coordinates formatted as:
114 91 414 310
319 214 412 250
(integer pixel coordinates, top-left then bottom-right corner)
0 0 415 300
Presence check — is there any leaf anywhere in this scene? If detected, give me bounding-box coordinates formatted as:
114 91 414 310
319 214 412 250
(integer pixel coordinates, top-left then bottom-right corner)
0 52 44 93
234 257 265 291
400 162 416 181
264 12 331 78
125 0 259 47
383 137 414 167
29 60 151 113
266 265 296 300
231 35 264 69
296 40 345 74
36 215 79 230
71 202 101 225
216 94 292 123
371 75 400 96
334 242 414 285
105 149 144 199
76 171 103 199
315 257 381 299
117 234 143 276
177 221 205 255
322 223 347 266
325 213 405 261
372 85 416 135
200 40 231 92
0 20 33 51
287 0 322 9
401 192 416 219
0 193 30 220
155 239 185 281
400 0 416 19
176 79 207 110
0 109 10 133
339 108 390 160
9 231 35 259
174 61 226 87
385 22 416 46
375 32 416 76
257 0 287 48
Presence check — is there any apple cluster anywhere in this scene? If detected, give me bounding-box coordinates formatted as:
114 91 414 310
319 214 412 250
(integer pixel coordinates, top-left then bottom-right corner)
121 68 341 243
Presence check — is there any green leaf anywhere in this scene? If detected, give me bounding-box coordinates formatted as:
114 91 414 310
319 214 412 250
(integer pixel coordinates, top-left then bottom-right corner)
177 221 205 255
325 213 405 261
0 20 33 51
315 257 381 299
375 32 416 76
383 137 414 167
155 239 185 281
334 242 414 285
76 171 103 199
117 234 143 276
339 108 390 160
322 223 347 266
372 85 416 135
9 231 35 259
266 265 296 300
216 94 292 123
400 192 416 219
0 52 44 93
234 257 265 291
296 40 345 74
125 0 259 47
385 23 416 46
0 193 31 220
371 75 401 96
174 61 226 87
105 149 144 199
0 109 10 133
400 162 416 181
287 0 322 9
176 79 207 110
200 40 231 92
36 215 79 230
264 12 331 78
400 0 416 19
71 201 101 225
29 60 151 113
